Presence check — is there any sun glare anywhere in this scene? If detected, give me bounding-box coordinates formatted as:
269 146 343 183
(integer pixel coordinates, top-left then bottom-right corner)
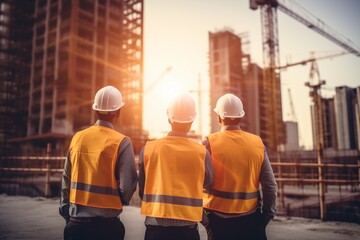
143 71 189 138
160 80 183 102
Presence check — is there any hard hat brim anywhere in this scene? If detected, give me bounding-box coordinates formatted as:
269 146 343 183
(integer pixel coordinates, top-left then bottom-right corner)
214 109 245 119
92 102 125 112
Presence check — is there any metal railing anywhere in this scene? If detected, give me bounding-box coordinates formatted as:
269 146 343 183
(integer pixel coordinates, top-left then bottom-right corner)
0 154 65 197
272 162 360 184
1 155 359 221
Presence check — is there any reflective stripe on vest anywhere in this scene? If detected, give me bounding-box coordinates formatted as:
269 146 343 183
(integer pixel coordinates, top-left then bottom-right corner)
143 194 203 207
69 125 125 210
141 136 206 222
203 130 264 214
71 182 120 196
208 189 259 200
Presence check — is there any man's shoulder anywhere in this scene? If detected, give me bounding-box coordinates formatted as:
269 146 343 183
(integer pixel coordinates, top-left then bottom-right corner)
241 130 261 139
240 131 264 145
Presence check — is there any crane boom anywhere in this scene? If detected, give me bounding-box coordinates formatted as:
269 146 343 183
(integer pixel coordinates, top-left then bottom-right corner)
276 1 360 56
251 0 360 57
276 51 348 70
249 0 360 150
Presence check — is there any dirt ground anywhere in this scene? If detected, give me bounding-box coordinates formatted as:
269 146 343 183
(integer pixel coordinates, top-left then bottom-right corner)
0 194 359 240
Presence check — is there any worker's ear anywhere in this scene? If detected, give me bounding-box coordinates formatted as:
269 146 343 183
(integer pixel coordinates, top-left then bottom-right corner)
111 109 120 121
116 109 121 119
217 115 222 125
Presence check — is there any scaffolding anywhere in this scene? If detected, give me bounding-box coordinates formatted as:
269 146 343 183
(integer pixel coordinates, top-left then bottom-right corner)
1 0 145 155
0 0 34 156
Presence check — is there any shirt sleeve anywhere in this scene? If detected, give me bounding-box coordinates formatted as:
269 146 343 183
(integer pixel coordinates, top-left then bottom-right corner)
138 147 145 200
59 152 71 221
203 149 214 191
259 149 277 219
201 137 211 154
115 137 138 205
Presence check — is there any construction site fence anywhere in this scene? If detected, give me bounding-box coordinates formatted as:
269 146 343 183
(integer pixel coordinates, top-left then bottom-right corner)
0 155 359 222
271 162 360 184
0 156 359 192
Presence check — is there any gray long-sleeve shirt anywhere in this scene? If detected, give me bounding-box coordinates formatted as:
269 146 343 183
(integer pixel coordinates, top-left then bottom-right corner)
202 125 277 220
59 120 138 220
138 131 214 226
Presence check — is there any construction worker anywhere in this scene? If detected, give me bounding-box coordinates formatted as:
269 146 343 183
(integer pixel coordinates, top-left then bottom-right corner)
202 93 277 240
138 92 213 240
59 86 138 240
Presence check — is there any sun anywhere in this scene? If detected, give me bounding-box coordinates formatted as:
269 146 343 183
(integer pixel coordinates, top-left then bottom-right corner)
160 80 183 102
143 71 188 138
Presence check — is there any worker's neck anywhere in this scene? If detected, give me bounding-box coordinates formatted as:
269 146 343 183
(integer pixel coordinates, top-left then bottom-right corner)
220 125 241 131
170 122 192 133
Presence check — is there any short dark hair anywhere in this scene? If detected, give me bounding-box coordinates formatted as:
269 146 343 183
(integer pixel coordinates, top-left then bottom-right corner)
96 109 120 122
169 121 192 133
222 117 241 126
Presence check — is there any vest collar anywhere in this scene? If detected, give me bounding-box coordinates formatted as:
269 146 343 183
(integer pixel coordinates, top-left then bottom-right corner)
94 120 114 129
221 125 241 131
167 131 188 138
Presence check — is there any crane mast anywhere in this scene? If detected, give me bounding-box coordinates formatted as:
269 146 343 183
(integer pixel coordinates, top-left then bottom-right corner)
253 0 286 209
305 56 326 220
258 0 285 153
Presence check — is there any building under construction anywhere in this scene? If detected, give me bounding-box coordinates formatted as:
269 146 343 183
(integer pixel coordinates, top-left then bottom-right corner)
208 30 245 132
0 0 146 156
0 0 35 155
208 29 286 152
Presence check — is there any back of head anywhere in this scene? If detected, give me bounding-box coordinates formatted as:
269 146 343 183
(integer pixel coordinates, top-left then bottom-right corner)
214 93 245 120
167 92 197 124
92 86 125 115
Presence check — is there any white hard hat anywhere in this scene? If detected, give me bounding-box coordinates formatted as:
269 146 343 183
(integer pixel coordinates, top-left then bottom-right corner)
214 93 245 119
167 93 197 123
92 86 125 112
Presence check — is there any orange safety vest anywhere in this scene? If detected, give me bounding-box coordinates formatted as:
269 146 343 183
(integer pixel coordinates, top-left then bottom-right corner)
203 130 264 214
69 125 125 210
141 136 206 222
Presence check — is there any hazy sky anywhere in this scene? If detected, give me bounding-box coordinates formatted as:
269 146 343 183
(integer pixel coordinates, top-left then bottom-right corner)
142 0 360 149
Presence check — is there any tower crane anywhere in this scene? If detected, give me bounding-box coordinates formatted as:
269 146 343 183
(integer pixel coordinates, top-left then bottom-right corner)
249 0 360 153
280 50 346 152
250 0 360 220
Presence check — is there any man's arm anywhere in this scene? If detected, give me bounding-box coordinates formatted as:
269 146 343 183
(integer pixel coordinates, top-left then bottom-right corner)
59 152 71 222
259 149 277 224
201 137 211 154
116 137 138 205
201 137 214 192
138 147 145 200
203 150 213 191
